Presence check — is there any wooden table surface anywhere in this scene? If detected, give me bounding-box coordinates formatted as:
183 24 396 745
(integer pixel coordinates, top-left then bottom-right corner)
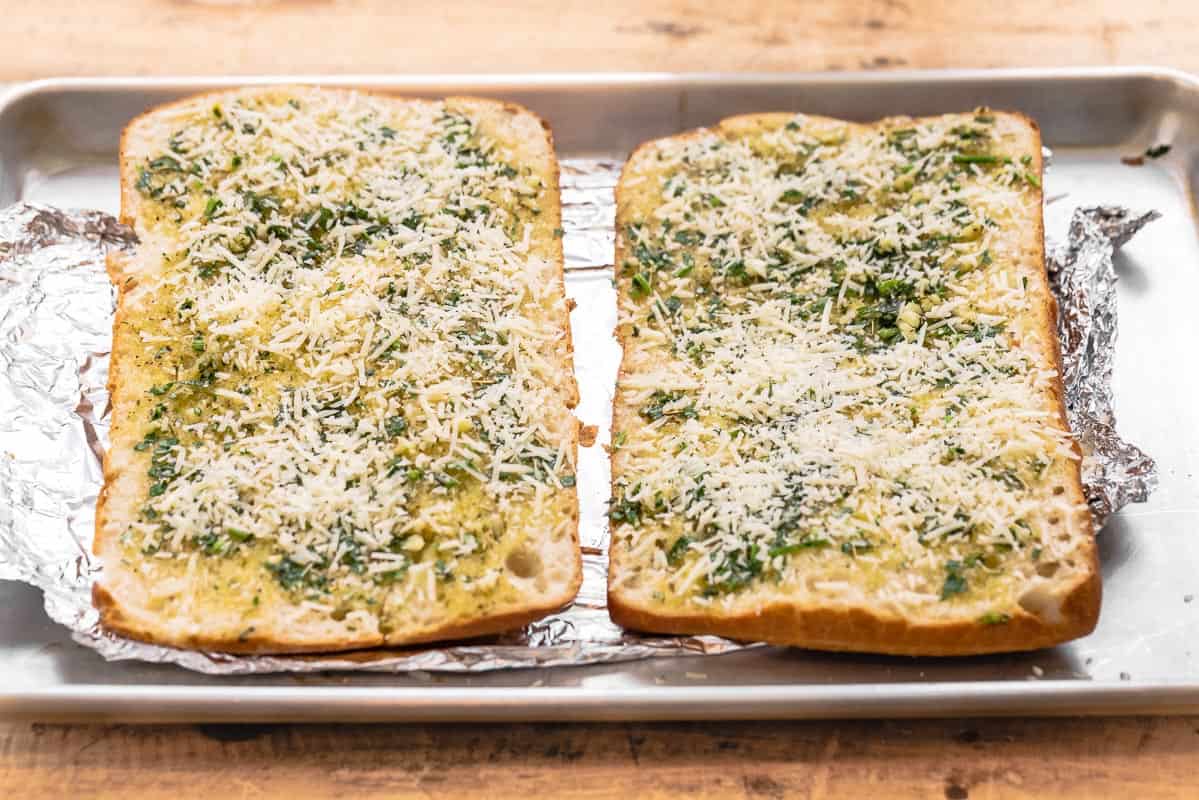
2 1 1197 797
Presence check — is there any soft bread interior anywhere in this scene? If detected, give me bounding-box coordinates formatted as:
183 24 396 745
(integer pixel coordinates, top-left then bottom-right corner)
94 87 582 654
607 110 1098 655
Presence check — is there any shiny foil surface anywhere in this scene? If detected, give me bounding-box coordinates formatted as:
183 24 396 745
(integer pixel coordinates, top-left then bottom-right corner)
1047 206 1160 524
0 159 1159 674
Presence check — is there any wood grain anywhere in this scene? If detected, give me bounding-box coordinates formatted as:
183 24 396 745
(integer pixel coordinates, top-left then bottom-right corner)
0 0 1195 80
2 1 1199 797
2 717 1198 798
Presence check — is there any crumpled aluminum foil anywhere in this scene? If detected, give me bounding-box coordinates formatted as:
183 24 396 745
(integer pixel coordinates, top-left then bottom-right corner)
0 160 1158 674
561 158 620 269
1047 207 1160 524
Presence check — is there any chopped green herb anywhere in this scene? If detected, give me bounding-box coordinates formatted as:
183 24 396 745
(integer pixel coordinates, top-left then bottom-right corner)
631 272 652 297
876 278 912 298
610 496 643 526
941 560 969 600
779 189 807 205
148 155 182 172
226 528 254 543
268 557 318 591
705 547 764 595
840 539 873 556
769 534 830 557
667 536 692 566
953 154 999 165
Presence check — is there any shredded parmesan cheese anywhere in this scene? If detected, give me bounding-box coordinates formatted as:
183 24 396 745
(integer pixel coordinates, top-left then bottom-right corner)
610 111 1090 622
110 88 577 629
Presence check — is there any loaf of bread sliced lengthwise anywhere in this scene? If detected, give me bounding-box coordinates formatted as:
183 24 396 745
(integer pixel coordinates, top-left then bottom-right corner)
94 87 582 653
607 110 1099 655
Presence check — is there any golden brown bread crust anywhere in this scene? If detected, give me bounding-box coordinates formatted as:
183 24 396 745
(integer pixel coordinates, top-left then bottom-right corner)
94 87 581 654
607 111 1099 656
608 572 1100 656
91 579 573 654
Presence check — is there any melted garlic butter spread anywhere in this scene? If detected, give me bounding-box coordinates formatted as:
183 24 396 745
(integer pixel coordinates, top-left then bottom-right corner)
611 112 1089 621
111 90 575 631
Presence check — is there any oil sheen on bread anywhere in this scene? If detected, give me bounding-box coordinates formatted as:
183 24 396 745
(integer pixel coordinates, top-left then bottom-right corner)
94 87 582 653
607 110 1098 655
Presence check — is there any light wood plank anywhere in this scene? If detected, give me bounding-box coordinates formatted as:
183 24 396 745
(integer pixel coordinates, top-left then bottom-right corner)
0 1 1195 80
1 717 1197 799
2 719 1199 800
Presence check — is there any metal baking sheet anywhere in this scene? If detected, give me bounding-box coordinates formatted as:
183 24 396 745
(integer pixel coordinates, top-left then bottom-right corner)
2 68 1198 721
